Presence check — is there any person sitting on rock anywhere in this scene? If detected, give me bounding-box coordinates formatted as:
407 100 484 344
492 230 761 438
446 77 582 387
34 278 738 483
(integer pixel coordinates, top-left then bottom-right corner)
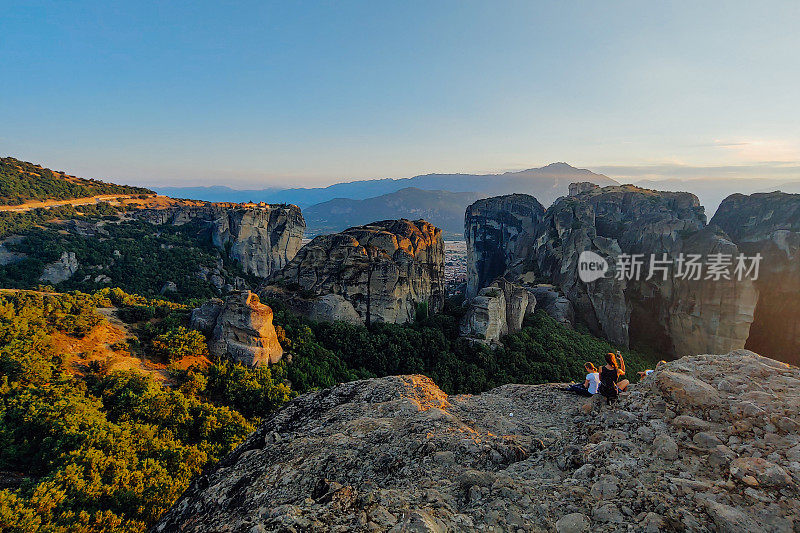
598 352 630 403
564 362 601 397
637 360 667 379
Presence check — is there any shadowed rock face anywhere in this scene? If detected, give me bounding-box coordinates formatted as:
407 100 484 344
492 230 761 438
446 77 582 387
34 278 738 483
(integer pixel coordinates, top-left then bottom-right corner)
134 203 305 278
153 350 800 532
523 185 743 354
190 291 283 366
465 194 545 299
711 192 800 365
464 185 761 356
266 219 445 325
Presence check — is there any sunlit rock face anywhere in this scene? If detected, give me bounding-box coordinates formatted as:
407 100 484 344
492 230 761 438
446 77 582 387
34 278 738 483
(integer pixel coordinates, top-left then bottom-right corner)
134 203 305 278
465 194 545 299
266 219 445 325
712 192 800 365
190 290 283 366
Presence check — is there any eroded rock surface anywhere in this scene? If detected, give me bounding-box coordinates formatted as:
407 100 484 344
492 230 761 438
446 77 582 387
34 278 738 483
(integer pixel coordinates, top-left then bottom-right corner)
465 194 545 299
135 202 305 278
154 350 800 532
190 291 283 366
711 192 800 365
266 219 445 325
460 278 536 344
39 251 79 284
465 185 760 356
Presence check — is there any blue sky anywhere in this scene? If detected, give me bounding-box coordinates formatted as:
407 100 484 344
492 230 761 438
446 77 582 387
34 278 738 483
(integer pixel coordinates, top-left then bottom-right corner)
2 1 799 187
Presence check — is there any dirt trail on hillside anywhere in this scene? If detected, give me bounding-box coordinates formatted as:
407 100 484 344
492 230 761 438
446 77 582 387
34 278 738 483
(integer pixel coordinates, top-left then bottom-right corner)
0 194 145 212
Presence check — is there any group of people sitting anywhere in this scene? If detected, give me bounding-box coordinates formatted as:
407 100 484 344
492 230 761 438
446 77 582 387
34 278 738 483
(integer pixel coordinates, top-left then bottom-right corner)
565 352 665 403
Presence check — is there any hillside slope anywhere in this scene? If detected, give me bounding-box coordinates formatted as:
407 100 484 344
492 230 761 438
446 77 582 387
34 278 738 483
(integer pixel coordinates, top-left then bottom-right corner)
0 156 152 206
155 349 800 532
303 187 481 238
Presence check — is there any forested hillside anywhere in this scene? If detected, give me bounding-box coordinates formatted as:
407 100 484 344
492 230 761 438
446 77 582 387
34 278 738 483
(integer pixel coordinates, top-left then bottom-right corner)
0 157 152 205
0 286 655 532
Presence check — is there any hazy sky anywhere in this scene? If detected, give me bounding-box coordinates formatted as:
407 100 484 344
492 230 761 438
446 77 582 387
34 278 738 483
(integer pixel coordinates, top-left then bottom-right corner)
2 1 800 188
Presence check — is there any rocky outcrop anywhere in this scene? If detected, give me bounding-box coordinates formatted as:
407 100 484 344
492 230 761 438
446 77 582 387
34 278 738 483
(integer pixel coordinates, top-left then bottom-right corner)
266 219 445 325
465 194 545 299
212 206 305 278
460 278 536 344
711 191 800 365
467 184 758 357
39 251 79 284
154 350 800 532
190 291 283 366
134 202 305 278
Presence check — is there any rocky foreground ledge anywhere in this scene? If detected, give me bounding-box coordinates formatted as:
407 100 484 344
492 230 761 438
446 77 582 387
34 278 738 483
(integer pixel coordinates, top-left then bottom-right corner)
153 350 799 532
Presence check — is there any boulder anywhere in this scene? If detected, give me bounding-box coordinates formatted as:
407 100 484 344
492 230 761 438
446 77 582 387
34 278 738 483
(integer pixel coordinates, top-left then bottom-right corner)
190 291 283 366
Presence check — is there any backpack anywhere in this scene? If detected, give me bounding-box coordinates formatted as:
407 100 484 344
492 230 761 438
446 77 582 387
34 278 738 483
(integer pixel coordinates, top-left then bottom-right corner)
598 372 619 404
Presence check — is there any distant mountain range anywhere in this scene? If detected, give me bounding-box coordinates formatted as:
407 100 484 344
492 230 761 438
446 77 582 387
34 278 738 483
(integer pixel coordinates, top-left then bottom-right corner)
157 163 618 238
156 163 618 207
303 188 483 238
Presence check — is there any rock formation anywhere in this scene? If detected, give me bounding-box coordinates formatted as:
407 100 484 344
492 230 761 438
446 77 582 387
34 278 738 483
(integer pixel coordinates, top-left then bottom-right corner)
39 251 79 284
134 202 305 278
154 349 800 532
465 194 545 299
460 278 536 344
464 185 760 356
190 291 283 366
711 191 800 365
212 206 305 278
265 219 445 325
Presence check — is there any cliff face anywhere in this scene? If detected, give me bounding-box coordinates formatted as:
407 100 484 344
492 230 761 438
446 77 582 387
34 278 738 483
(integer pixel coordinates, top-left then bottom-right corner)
134 202 305 278
533 186 759 356
465 194 545 299
190 291 283 366
711 192 800 365
464 185 761 356
266 219 445 325
154 350 800 532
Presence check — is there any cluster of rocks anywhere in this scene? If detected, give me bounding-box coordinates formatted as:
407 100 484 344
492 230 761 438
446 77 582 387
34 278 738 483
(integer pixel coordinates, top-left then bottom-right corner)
459 278 537 344
265 219 445 326
134 202 306 279
154 349 799 532
464 184 799 362
190 291 283 366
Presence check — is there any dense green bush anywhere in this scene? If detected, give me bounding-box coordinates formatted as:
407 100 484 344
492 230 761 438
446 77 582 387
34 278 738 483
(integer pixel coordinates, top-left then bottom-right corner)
0 291 252 532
